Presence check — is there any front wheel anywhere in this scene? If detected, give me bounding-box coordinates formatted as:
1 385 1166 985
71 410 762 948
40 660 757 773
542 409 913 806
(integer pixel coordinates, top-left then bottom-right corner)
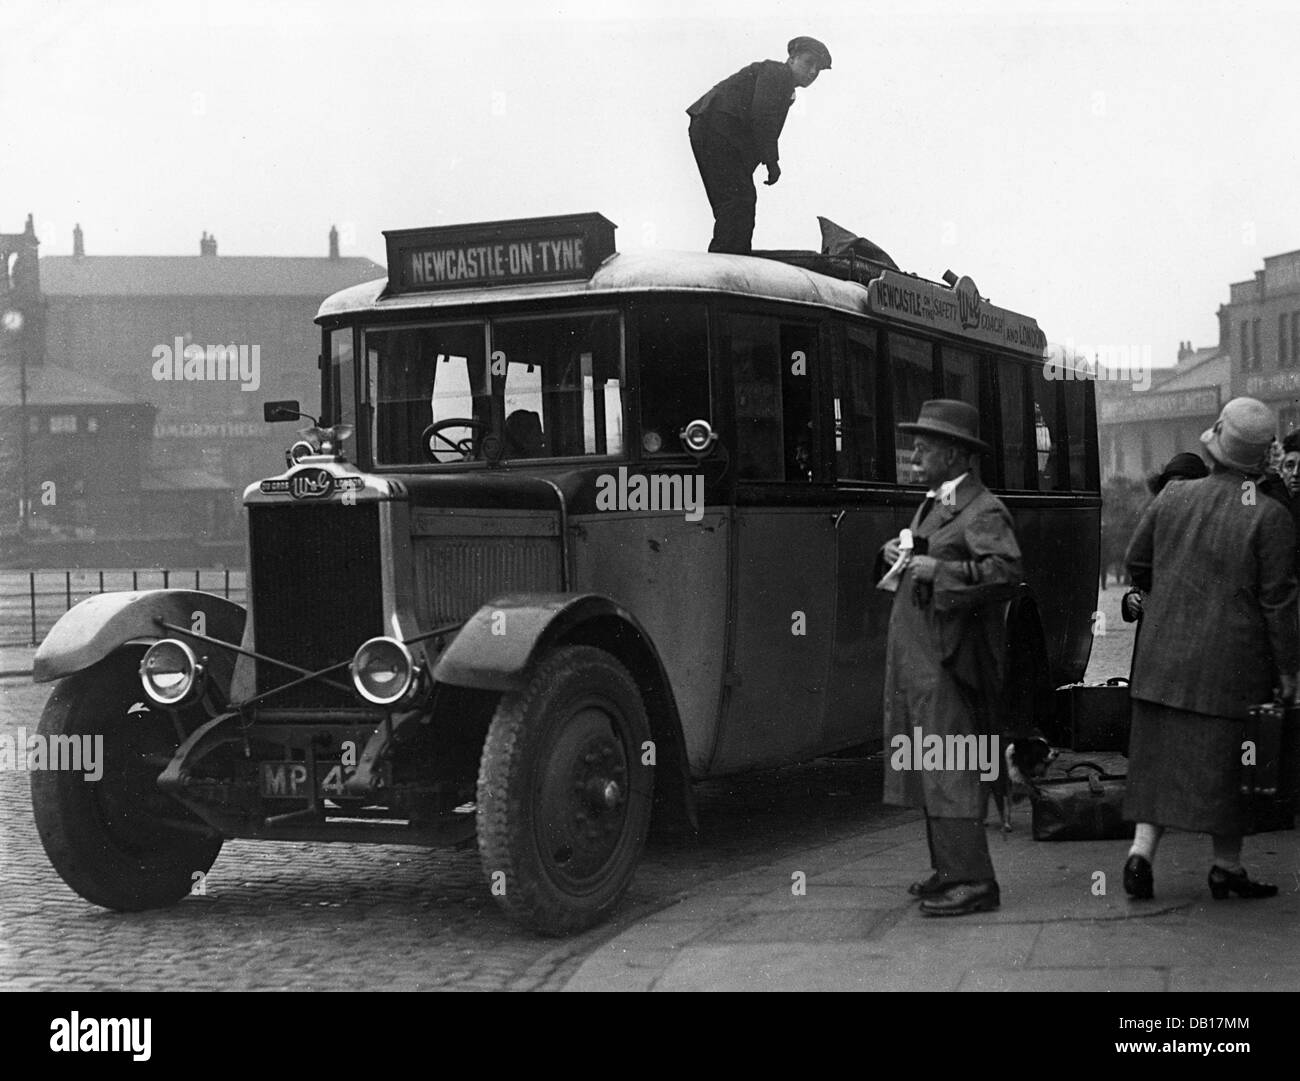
476 645 654 935
30 648 223 911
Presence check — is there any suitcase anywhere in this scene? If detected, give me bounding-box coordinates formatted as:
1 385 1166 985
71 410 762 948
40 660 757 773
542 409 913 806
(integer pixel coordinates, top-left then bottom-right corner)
1053 677 1131 752
1243 700 1299 833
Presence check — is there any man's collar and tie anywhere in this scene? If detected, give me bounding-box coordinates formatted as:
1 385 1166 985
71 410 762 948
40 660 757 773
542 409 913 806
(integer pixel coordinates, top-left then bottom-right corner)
917 471 970 526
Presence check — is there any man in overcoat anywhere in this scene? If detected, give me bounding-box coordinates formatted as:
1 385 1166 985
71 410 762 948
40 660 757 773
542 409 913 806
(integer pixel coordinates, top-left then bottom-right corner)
686 36 831 254
879 400 1024 916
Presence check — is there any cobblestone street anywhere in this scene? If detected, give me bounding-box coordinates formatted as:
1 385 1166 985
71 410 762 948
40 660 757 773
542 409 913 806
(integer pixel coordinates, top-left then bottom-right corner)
0 666 914 991
0 588 1134 991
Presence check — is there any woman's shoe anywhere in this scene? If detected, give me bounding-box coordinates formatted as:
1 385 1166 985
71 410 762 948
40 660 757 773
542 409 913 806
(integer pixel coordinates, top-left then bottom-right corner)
1123 854 1154 899
1208 866 1278 900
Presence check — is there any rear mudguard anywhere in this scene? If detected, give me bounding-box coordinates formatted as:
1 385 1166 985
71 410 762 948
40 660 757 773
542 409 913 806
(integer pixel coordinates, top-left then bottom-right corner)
32 590 246 685
433 593 697 836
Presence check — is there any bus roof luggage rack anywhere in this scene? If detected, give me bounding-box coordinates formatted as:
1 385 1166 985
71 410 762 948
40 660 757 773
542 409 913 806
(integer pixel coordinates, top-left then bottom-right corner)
750 249 892 287
751 216 900 287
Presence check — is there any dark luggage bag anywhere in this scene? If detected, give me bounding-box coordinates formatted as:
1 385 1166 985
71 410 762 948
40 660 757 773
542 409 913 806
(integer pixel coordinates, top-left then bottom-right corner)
1053 677 1130 752
1243 700 1299 833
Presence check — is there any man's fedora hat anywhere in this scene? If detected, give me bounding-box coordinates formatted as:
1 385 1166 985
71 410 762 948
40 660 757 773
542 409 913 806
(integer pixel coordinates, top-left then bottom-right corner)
898 399 989 454
788 36 832 68
1200 397 1276 474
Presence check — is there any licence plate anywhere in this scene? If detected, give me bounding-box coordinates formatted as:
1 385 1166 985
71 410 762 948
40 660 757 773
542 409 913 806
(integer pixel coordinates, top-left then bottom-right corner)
259 760 355 799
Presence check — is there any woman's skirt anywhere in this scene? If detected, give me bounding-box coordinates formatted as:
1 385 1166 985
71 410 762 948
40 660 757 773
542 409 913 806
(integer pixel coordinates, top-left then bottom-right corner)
1124 698 1245 834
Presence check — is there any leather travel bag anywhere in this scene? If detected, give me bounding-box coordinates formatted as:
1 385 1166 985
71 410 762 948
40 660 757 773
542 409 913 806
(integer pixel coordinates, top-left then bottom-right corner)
1027 761 1135 842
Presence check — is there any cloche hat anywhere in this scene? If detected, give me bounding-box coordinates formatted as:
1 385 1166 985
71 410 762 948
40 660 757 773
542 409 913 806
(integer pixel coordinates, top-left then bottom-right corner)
1200 397 1276 474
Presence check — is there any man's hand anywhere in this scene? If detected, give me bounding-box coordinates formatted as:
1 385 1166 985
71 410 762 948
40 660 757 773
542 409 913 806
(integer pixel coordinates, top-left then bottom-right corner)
1281 672 1297 704
1120 588 1144 623
882 537 902 566
909 555 938 583
764 162 781 186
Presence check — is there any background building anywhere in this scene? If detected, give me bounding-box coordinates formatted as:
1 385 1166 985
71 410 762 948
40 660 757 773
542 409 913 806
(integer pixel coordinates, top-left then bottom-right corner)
1098 248 1300 487
1 216 384 567
1096 341 1225 484
1226 248 1300 432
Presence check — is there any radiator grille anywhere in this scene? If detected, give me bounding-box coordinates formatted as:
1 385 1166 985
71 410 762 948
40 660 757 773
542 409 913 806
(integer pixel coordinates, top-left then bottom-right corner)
249 503 384 708
414 537 561 626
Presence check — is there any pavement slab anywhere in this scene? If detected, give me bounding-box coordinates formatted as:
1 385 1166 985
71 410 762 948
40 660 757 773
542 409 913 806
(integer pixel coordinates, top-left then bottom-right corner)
562 817 1300 992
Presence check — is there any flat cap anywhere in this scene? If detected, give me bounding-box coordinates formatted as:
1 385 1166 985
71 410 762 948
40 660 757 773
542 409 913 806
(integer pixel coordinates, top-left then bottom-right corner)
788 35 832 68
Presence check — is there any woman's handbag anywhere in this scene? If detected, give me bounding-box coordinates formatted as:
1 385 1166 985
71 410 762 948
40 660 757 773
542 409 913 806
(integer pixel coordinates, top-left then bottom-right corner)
1027 761 1135 841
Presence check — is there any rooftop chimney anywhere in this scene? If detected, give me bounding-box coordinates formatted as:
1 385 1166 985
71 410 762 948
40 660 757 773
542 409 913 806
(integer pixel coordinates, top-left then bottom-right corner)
329 224 340 260
73 223 84 258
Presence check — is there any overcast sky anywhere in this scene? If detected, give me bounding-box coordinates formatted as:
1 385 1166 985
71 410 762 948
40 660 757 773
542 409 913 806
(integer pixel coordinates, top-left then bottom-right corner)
4 0 1297 369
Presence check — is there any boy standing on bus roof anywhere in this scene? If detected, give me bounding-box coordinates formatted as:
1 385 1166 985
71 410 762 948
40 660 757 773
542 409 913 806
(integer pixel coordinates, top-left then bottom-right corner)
686 36 831 255
878 400 1024 917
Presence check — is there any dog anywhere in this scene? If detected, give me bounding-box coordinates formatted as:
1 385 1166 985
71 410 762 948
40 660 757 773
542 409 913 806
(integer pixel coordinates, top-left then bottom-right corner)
984 735 1058 832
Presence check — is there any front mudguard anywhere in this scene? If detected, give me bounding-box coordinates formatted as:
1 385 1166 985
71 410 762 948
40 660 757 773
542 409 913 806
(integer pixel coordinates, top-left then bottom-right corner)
433 593 698 837
33 590 246 686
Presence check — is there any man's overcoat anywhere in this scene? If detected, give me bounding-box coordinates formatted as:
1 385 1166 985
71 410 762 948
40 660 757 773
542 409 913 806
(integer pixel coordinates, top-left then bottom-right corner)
880 477 1024 816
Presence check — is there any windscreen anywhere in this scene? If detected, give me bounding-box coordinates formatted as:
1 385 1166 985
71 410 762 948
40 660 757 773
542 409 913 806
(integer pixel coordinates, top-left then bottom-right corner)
365 311 623 466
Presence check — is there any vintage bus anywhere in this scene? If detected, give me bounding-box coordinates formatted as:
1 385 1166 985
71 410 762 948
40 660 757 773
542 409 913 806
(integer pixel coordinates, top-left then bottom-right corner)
30 213 1100 934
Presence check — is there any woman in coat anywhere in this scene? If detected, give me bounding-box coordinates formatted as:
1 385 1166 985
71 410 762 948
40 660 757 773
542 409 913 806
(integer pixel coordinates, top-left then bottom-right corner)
1119 451 1209 628
1122 397 1298 900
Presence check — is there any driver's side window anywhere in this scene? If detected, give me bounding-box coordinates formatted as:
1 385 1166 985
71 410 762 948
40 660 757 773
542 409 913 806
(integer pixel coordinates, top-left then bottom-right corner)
369 323 487 465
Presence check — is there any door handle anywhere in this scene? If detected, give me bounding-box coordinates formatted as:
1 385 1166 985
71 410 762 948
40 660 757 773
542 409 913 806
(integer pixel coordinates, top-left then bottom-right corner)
829 510 845 530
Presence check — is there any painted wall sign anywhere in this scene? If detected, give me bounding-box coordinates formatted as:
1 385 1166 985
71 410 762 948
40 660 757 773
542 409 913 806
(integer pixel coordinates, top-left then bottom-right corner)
865 270 1047 355
383 213 617 295
1099 386 1220 423
1245 371 1300 398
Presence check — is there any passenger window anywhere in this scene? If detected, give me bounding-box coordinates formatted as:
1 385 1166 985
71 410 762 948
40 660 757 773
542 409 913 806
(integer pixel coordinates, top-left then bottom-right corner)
731 315 783 480
637 304 709 456
1032 366 1061 490
941 347 979 411
835 328 880 481
1062 377 1092 490
998 359 1030 489
779 323 817 482
890 333 936 482
729 315 816 482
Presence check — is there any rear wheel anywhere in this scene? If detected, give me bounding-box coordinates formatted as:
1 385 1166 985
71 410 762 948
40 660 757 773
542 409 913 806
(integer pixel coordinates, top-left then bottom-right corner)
476 645 653 935
30 648 222 911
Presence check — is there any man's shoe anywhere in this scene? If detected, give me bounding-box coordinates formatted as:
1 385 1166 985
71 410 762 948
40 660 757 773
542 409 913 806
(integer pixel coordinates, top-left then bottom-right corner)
919 880 1000 917
1208 866 1278 900
908 873 946 898
1123 855 1154 900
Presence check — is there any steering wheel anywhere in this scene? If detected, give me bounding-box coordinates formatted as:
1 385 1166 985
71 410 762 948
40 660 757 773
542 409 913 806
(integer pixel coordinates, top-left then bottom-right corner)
420 418 492 463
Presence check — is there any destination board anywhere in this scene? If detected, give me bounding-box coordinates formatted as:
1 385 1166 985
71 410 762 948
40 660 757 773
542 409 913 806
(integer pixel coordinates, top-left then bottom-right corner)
383 213 617 295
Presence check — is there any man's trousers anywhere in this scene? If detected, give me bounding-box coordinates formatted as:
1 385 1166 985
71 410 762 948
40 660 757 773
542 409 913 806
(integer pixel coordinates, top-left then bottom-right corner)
925 814 996 885
688 119 758 255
